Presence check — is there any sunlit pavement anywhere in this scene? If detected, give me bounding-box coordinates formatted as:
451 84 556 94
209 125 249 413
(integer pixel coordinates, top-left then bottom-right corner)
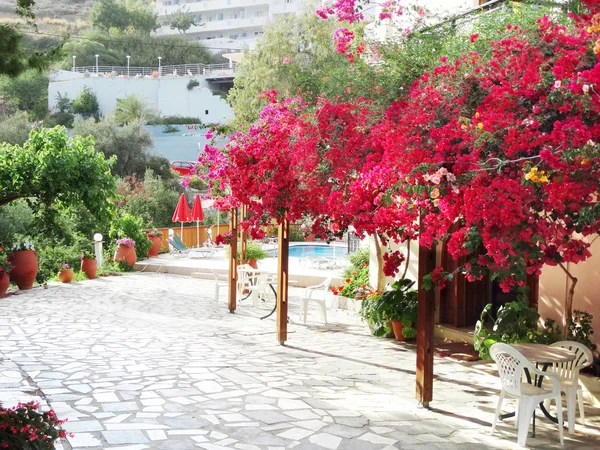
1 273 599 449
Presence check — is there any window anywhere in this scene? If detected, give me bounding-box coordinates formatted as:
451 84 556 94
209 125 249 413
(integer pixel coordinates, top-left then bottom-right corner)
241 32 247 38
205 110 209 115
285 0 292 3
240 9 245 19
230 34 238 39
207 16 213 22
255 11 264 18
216 13 223 20
231 13 237 19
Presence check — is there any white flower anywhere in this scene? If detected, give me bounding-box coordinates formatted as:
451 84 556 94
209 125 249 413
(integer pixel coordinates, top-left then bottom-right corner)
446 173 457 182
430 174 442 185
554 80 562 89
583 84 590 93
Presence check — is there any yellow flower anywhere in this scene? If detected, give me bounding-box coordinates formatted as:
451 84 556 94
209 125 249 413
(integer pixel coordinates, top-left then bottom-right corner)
475 112 480 118
588 27 594 34
461 124 467 130
539 175 549 183
432 198 440 207
595 39 600 55
477 123 484 130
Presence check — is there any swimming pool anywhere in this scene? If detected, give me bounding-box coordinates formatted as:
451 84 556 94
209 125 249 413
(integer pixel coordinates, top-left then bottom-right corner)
267 244 348 258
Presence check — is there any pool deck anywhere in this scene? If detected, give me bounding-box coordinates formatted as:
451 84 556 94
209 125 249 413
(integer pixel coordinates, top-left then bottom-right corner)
134 244 348 288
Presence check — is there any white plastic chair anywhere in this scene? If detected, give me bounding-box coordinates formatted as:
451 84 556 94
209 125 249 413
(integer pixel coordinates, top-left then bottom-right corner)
546 341 593 433
210 269 229 303
246 272 275 306
490 343 564 447
299 278 332 324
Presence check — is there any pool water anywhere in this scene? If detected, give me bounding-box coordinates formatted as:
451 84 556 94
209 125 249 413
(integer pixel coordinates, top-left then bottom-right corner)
267 245 348 258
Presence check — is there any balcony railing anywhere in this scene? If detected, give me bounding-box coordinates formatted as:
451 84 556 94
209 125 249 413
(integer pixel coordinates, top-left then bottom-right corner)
68 62 237 78
156 0 270 17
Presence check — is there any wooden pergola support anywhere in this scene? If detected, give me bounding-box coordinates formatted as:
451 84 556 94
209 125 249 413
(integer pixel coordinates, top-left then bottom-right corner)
416 240 436 407
228 206 238 313
240 204 248 264
276 216 290 345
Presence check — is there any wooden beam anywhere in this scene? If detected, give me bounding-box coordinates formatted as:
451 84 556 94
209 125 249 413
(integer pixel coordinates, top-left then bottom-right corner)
416 234 436 407
276 215 289 345
240 204 248 265
228 206 238 313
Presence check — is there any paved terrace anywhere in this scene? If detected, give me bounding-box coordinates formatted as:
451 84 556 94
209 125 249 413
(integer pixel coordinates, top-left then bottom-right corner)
0 273 599 450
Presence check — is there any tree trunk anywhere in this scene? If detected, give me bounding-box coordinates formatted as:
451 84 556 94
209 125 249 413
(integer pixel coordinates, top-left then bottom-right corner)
558 262 578 339
373 234 386 293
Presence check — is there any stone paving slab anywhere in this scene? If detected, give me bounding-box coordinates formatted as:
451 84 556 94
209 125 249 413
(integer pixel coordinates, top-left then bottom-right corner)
0 273 599 450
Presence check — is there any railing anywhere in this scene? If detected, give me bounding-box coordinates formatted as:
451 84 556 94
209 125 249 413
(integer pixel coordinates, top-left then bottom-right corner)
70 62 237 78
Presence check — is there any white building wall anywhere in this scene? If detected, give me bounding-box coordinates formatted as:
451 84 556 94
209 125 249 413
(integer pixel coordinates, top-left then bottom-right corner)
48 71 232 124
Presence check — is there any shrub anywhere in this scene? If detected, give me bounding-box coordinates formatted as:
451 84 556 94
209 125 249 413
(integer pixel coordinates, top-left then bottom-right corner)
187 79 200 90
0 401 68 449
147 115 202 125
109 213 152 259
72 86 100 119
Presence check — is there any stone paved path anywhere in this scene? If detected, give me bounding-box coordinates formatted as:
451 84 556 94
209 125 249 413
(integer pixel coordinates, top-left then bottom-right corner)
1 273 599 450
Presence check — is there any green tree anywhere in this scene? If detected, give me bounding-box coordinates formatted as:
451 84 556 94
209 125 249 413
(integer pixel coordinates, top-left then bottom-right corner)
72 117 153 177
73 86 100 120
49 93 75 127
114 94 156 125
0 70 49 120
0 111 32 145
118 169 182 227
90 0 158 34
168 7 199 34
0 127 117 225
227 10 354 127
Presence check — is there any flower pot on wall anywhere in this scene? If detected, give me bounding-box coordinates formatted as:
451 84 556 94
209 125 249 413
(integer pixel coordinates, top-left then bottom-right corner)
81 259 97 279
115 245 137 266
148 236 162 257
58 269 75 284
305 234 315 242
8 250 38 290
248 258 258 269
0 272 9 297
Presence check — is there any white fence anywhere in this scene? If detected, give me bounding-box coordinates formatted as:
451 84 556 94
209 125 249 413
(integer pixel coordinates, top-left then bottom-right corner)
72 63 236 78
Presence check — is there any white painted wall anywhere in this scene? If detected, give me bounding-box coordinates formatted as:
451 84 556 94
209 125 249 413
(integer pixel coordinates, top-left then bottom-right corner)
48 71 232 124
368 235 419 290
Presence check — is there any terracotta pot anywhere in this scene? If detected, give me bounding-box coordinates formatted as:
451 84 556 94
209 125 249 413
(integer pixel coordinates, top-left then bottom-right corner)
148 236 162 257
392 321 406 342
114 245 137 266
81 259 97 280
58 269 75 284
0 272 9 297
305 234 315 242
8 250 38 290
248 258 258 269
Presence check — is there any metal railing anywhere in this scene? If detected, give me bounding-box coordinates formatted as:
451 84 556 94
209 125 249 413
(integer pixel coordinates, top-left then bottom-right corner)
71 62 237 78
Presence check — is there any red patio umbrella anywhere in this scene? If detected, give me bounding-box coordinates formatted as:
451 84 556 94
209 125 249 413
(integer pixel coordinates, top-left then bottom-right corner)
172 193 192 239
191 194 204 247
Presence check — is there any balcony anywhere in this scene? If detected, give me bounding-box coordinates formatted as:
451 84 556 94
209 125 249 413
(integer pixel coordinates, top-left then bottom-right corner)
156 0 269 18
156 16 266 37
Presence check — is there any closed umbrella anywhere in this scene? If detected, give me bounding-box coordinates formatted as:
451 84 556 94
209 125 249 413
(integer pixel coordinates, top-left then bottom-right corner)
172 193 192 240
191 194 204 247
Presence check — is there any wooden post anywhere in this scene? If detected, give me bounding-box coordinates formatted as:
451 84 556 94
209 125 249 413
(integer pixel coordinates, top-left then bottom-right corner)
416 234 436 407
276 215 289 345
240 204 248 265
228 206 238 313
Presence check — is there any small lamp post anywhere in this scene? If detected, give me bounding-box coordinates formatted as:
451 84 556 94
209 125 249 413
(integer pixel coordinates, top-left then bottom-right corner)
126 55 130 77
95 54 99 74
94 233 104 268
158 56 162 78
72 55 76 72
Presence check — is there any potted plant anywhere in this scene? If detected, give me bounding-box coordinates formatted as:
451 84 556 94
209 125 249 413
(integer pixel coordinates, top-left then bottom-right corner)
8 240 38 290
245 242 269 269
81 250 97 279
0 401 69 448
370 279 418 341
147 229 163 257
58 263 75 283
0 248 12 297
114 238 137 266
